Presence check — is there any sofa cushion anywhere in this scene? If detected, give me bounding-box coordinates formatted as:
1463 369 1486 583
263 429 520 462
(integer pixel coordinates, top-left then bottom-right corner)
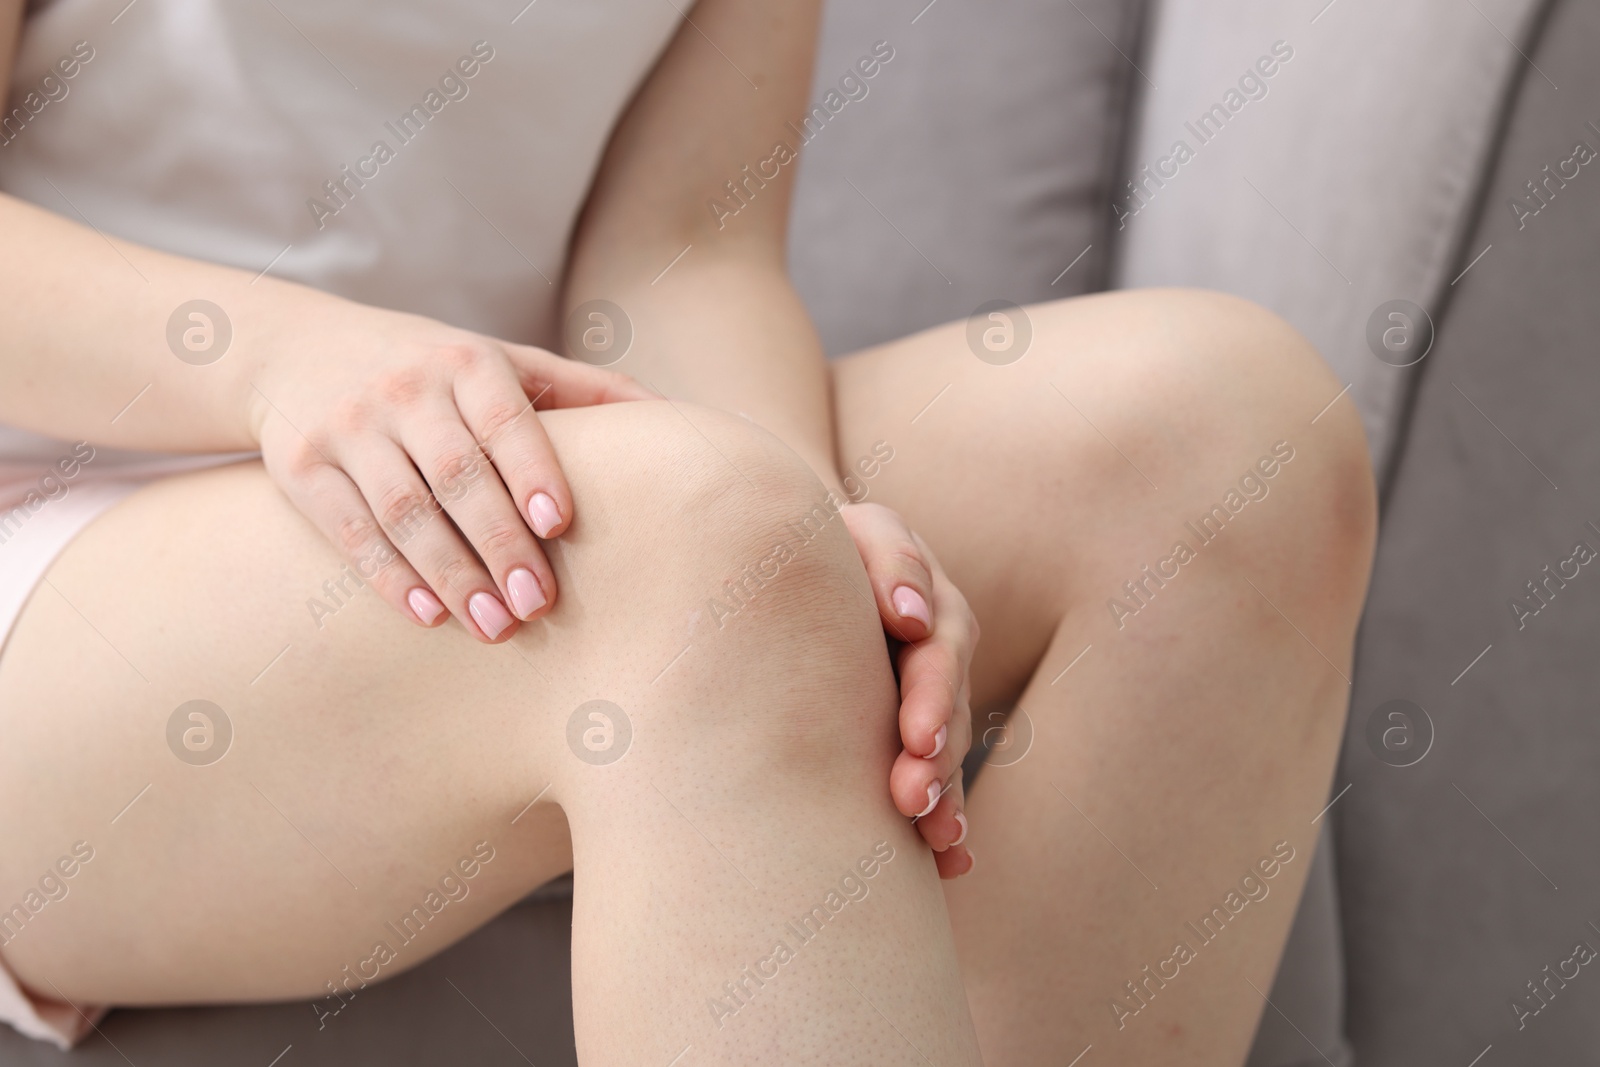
1333 0 1600 1062
1114 0 1547 479
789 0 1145 356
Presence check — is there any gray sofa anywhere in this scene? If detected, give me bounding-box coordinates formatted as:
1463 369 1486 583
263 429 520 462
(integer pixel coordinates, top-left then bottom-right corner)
5 0 1593 1062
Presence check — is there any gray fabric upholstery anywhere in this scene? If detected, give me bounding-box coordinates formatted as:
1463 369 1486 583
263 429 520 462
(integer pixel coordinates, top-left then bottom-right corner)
1114 0 1546 479
1335 1 1599 1061
789 0 1144 355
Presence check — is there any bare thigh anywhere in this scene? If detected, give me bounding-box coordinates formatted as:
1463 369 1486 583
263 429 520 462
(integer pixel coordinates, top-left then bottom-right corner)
0 400 867 1008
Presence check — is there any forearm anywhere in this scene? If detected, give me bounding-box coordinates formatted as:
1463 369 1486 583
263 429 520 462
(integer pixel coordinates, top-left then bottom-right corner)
563 249 843 497
557 0 837 492
0 191 336 451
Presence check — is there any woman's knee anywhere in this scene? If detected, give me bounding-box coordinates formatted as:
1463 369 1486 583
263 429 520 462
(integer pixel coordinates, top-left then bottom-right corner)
544 399 869 626
1029 289 1375 592
0 400 900 999
538 401 899 794
1130 290 1375 600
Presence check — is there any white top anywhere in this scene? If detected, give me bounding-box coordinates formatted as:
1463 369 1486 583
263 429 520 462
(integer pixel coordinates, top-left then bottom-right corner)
0 0 681 480
5 0 679 338
0 0 682 1045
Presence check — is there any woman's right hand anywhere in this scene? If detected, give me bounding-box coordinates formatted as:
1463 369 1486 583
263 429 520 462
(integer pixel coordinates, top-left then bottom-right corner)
246 297 652 642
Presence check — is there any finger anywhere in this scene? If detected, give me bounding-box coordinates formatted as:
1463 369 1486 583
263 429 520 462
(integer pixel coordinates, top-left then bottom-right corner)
896 588 977 763
342 435 521 642
916 772 968 853
456 353 573 540
890 673 971 818
897 639 962 760
501 341 656 406
396 405 557 627
840 503 935 644
934 845 975 879
268 442 447 628
890 714 964 822
912 527 981 646
889 569 976 815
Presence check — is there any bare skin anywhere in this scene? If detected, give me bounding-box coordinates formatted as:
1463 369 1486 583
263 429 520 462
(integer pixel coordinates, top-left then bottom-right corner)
0 289 1374 1065
0 402 983 1065
0 0 1376 1062
835 289 1374 1063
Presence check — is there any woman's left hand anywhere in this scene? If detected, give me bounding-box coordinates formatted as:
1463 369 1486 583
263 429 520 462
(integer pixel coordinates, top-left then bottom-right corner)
840 503 978 878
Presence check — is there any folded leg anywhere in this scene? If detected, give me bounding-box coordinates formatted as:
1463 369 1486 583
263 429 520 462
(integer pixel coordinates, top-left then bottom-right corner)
0 399 982 1065
835 288 1377 1065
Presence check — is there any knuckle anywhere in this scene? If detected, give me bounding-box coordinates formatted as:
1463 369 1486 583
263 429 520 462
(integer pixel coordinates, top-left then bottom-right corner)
375 366 433 407
432 447 489 501
332 511 384 558
923 644 962 689
435 339 493 373
430 553 479 595
327 396 374 436
886 544 928 576
283 439 328 480
475 399 533 451
358 542 404 584
472 515 527 559
941 585 972 625
376 488 438 539
339 533 404 587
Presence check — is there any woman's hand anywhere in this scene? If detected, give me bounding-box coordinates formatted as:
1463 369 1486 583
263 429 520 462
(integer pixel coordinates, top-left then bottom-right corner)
840 503 978 878
248 297 652 642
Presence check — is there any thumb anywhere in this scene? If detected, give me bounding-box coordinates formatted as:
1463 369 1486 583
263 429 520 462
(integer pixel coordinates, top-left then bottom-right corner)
839 502 935 644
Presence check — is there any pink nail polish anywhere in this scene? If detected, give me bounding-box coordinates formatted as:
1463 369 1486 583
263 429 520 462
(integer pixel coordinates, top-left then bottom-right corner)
964 849 976 874
407 587 446 625
506 568 547 619
892 585 931 627
468 591 514 639
927 724 947 759
528 492 563 539
951 810 969 847
916 781 941 818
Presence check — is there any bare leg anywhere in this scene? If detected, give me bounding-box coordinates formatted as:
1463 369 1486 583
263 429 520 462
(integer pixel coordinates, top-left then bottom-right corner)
0 401 981 1065
834 289 1377 1065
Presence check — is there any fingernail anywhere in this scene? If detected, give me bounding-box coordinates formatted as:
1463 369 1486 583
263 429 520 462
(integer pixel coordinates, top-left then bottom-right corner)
892 586 931 627
916 780 941 818
468 591 514 640
407 587 446 625
951 810 969 847
963 848 976 874
528 492 563 538
507 567 547 619
926 724 947 759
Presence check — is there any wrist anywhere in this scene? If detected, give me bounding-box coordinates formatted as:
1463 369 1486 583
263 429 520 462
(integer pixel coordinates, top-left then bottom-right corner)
229 282 346 447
